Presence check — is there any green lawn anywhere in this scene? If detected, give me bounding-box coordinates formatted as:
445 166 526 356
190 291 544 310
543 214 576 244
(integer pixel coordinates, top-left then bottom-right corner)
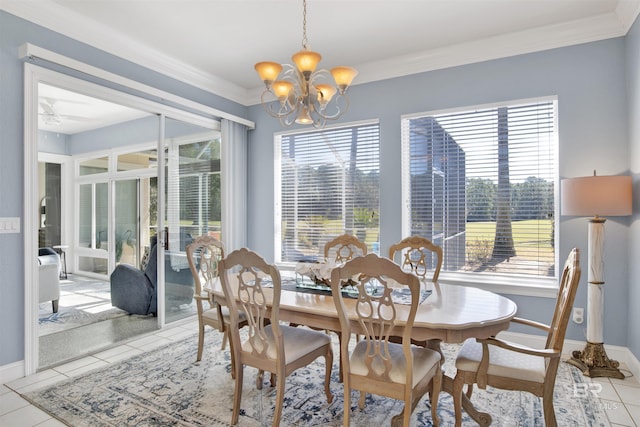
466 219 554 258
285 218 554 263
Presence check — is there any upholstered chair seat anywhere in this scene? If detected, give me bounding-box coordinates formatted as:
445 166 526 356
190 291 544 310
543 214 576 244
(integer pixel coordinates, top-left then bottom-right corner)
456 338 547 383
350 340 442 387
241 324 331 362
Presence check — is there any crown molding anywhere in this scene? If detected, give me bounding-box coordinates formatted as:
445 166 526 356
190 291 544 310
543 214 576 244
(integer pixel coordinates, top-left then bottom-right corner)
355 12 630 83
616 0 640 30
3 0 639 107
1 0 252 105
247 8 639 105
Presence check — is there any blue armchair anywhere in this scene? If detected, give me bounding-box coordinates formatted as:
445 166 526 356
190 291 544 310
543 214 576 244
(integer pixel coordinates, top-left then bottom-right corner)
110 232 195 316
110 243 159 315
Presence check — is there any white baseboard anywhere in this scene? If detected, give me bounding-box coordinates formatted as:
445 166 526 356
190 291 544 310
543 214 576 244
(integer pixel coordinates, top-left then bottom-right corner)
499 331 640 381
0 360 25 386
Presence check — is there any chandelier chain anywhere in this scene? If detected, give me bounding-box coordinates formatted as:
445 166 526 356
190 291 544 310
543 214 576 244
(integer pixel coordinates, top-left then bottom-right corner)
302 0 308 49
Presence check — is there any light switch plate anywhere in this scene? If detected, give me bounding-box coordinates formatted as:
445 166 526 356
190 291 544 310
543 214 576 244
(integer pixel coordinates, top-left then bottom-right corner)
0 217 21 233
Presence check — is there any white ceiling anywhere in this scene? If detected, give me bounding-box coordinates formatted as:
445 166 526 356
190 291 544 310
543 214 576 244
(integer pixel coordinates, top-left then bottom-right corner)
38 84 151 134
3 0 640 132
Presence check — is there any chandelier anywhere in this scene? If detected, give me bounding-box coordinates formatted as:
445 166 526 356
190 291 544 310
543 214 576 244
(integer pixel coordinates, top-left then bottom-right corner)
254 0 357 128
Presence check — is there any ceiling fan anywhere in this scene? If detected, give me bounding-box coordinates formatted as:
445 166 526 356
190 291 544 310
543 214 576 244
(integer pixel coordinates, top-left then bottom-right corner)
38 97 91 126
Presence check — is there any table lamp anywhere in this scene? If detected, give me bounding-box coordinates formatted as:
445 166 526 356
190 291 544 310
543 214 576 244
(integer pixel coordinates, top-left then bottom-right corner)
561 171 632 379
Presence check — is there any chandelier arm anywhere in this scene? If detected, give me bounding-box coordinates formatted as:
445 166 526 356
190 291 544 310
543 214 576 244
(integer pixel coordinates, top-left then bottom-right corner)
260 90 298 120
312 115 326 129
281 112 298 127
312 93 349 121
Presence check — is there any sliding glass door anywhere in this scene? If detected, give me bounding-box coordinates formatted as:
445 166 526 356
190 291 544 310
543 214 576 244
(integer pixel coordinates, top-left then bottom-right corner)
114 179 140 267
77 181 109 275
27 67 223 373
162 117 221 324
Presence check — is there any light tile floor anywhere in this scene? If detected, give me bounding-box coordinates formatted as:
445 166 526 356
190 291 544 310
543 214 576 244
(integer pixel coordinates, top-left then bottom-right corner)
2 320 640 426
1 318 199 427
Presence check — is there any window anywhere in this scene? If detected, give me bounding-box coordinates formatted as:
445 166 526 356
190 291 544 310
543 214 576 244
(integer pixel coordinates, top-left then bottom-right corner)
401 98 557 284
174 137 222 240
275 122 380 264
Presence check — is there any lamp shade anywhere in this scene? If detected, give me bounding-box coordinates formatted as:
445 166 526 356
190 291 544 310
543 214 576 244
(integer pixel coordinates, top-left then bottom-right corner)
255 62 282 83
272 80 294 101
292 50 322 74
315 84 337 104
561 175 632 217
331 66 358 91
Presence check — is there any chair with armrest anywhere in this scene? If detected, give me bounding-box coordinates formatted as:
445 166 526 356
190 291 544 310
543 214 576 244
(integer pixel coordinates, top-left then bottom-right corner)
324 233 367 263
452 247 581 427
110 243 158 315
38 262 60 313
330 253 442 427
219 247 334 426
38 248 61 313
186 235 248 363
110 231 195 316
38 247 62 277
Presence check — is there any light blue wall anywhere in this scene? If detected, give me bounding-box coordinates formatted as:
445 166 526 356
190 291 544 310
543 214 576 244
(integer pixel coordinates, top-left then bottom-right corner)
2 8 639 369
68 116 160 154
38 131 68 154
0 10 249 367
627 15 640 359
247 37 634 352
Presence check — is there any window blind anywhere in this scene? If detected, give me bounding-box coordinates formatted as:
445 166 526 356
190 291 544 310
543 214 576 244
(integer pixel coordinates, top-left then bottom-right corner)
276 122 380 263
401 100 557 279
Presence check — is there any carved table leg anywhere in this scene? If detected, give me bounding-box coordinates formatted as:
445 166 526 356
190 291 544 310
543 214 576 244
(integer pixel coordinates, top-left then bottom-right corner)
443 375 492 427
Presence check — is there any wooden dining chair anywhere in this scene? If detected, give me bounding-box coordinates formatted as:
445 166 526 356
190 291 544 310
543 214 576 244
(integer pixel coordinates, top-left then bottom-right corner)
219 247 334 426
452 248 581 427
324 233 367 263
331 253 442 427
388 236 443 350
323 233 367 378
186 235 247 363
388 235 443 283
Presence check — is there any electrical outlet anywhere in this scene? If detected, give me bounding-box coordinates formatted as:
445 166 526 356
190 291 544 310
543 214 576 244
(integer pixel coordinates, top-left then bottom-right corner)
572 307 584 324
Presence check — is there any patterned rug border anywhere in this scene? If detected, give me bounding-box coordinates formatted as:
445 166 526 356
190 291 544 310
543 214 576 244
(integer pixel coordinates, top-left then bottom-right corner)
22 331 611 426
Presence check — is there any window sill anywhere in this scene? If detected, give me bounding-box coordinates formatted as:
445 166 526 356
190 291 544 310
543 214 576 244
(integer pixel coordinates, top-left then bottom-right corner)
438 272 559 298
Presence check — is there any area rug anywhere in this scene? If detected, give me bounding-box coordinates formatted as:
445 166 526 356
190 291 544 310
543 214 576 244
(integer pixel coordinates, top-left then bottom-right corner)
22 331 610 426
39 306 129 336
39 277 128 336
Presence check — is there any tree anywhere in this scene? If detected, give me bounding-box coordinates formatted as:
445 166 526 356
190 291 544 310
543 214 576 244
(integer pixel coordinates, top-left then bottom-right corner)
466 178 496 221
491 107 516 261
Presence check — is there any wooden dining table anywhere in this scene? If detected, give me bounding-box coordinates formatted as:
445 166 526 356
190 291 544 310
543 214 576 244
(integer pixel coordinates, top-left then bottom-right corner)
208 275 517 426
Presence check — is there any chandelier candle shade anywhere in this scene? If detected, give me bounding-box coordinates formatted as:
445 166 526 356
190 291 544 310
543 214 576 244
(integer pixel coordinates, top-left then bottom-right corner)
254 0 357 128
561 172 632 379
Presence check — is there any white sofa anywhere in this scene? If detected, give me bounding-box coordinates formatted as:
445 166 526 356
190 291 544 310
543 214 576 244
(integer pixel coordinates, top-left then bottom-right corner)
38 249 61 313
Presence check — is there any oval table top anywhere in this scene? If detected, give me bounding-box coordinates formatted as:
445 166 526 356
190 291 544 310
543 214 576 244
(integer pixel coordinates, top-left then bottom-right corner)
210 279 518 344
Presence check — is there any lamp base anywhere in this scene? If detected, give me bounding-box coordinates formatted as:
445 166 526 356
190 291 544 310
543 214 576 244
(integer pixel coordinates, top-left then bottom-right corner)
567 341 625 379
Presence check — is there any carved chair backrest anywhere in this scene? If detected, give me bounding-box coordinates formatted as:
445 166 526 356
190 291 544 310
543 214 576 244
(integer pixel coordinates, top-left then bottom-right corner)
324 234 367 264
331 253 421 384
546 248 581 352
388 236 443 282
219 248 283 360
186 235 225 298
